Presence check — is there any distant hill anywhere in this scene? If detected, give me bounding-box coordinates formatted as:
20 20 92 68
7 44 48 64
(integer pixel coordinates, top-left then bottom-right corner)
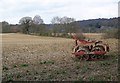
45 17 118 33
74 17 118 32
2 17 118 33
76 17 117 27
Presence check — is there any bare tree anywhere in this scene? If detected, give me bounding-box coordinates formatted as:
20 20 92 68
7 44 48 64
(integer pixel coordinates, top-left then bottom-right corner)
51 16 61 24
51 16 62 34
31 15 46 35
51 16 75 24
33 15 44 24
51 16 76 36
60 16 75 24
19 17 32 34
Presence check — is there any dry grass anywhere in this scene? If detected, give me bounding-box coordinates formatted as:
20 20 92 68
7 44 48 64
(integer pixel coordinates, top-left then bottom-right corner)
2 33 118 81
83 33 104 40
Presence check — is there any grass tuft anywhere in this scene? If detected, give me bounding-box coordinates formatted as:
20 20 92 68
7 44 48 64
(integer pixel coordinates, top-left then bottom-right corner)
20 64 28 67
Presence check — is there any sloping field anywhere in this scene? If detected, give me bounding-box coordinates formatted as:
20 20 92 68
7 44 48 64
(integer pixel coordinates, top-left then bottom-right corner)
2 33 118 81
83 33 104 40
83 33 118 53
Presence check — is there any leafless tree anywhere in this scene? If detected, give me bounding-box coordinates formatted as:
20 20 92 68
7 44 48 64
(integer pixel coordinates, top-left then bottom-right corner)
19 17 32 34
33 15 44 24
51 16 77 36
60 16 75 24
51 16 61 24
51 16 75 24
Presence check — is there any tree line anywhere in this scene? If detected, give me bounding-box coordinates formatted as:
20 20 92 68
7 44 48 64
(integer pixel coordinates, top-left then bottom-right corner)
1 15 119 39
19 15 79 35
1 15 80 37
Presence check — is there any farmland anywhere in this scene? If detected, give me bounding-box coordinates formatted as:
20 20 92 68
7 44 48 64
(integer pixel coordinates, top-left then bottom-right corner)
2 33 118 81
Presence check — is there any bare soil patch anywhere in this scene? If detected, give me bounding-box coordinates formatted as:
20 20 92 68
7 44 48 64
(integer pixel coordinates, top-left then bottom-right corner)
2 33 118 81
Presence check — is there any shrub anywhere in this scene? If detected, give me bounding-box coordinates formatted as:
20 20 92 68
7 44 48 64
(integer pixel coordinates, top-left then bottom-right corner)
103 29 119 39
61 33 71 38
20 64 28 67
60 33 85 39
72 33 85 40
76 33 85 39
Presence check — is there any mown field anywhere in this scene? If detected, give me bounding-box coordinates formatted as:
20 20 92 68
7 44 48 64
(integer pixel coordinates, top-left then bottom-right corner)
2 33 119 81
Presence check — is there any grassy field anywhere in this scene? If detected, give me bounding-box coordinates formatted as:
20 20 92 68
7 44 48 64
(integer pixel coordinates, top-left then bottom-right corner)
2 33 118 81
